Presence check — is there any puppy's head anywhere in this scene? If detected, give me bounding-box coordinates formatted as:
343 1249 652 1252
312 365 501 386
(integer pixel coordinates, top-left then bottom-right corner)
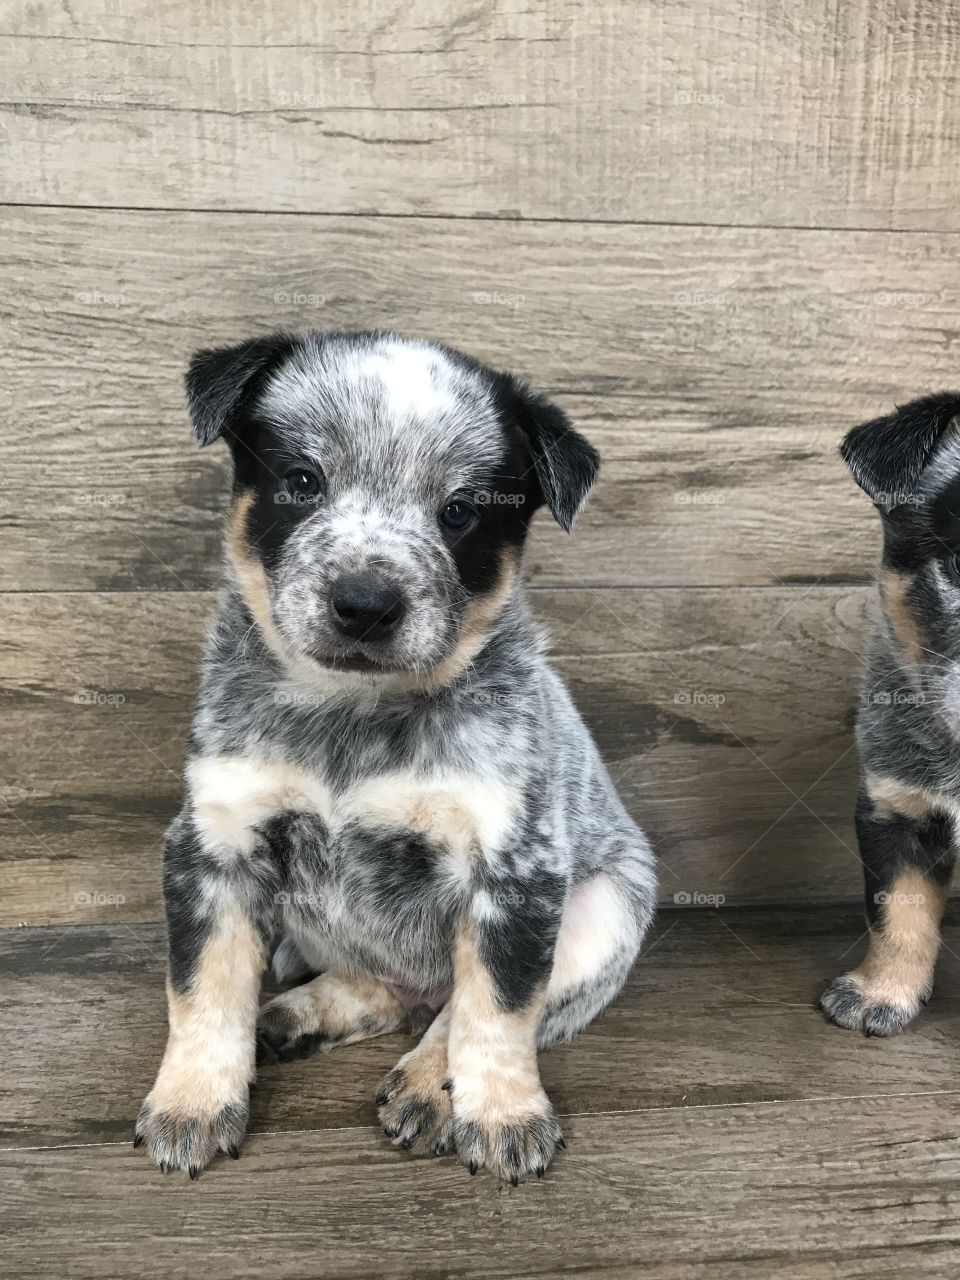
186 330 598 686
842 392 960 716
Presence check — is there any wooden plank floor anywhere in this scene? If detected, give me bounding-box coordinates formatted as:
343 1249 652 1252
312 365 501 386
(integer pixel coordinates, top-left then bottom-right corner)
3 906 960 1277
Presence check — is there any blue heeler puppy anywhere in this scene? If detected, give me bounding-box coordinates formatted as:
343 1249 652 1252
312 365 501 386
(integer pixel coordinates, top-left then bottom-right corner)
821 394 960 1036
135 330 657 1184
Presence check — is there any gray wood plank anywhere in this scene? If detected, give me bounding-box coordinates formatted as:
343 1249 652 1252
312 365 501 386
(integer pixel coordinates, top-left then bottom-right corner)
3 908 959 1151
2 1 957 230
0 587 873 924
2 1093 959 1278
4 208 957 591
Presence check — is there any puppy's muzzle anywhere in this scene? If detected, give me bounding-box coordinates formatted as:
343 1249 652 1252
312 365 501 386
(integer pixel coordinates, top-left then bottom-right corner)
330 573 407 642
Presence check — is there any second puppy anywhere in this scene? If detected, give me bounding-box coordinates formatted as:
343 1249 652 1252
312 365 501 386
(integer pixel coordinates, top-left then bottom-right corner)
821 393 960 1035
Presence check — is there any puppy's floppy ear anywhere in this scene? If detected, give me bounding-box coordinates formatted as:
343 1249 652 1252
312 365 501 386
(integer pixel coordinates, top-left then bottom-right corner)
185 333 294 447
840 392 960 507
505 377 600 532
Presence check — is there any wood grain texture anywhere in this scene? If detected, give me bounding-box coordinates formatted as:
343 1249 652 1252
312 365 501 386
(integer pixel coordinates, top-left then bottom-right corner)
2 0 958 230
3 908 959 1149
0 587 873 925
3 1096 960 1277
5 207 959 591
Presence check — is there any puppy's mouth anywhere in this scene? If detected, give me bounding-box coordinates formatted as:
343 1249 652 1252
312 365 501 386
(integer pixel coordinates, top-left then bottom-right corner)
308 648 403 675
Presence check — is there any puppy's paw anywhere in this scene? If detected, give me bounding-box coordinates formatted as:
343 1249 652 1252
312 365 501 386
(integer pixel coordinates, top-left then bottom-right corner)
257 990 332 1064
376 1063 453 1156
451 1083 564 1185
819 973 923 1037
135 1086 248 1179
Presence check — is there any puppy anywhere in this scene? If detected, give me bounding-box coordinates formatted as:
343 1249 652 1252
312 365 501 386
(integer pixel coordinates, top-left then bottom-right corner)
135 330 657 1182
821 393 960 1036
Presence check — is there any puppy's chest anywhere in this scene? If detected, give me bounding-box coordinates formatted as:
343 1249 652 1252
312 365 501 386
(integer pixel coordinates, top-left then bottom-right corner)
189 754 520 892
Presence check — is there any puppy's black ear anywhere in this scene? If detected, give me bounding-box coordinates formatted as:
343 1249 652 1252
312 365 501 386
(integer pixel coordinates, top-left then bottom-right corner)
185 334 294 447
506 379 600 532
840 392 960 508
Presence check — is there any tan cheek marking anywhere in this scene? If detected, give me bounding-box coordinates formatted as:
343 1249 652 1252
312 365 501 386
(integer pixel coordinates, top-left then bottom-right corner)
226 489 289 660
448 924 548 1124
864 772 944 822
422 548 520 690
150 906 267 1118
880 570 925 666
852 868 948 1010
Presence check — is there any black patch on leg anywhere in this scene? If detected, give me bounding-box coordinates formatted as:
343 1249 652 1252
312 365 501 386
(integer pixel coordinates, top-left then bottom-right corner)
474 870 566 1012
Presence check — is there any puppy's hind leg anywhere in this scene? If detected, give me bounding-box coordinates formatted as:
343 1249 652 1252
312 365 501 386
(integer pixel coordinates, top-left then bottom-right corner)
820 776 955 1036
539 842 656 1048
256 972 408 1063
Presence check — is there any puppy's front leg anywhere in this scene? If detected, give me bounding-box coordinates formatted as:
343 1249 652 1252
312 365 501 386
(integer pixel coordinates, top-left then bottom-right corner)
448 875 566 1184
135 811 273 1177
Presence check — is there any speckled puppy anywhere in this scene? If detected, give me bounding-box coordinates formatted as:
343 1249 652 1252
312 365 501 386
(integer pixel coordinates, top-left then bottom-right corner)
820 392 960 1037
135 330 657 1183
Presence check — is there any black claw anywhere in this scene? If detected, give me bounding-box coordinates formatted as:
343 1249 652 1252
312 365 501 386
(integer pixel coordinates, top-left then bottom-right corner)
401 1136 416 1150
133 1133 144 1149
158 1161 169 1174
188 1166 202 1181
469 1160 478 1175
384 1127 398 1139
557 1136 566 1150
375 1091 390 1106
440 1078 452 1092
510 1175 519 1187
536 1166 545 1179
227 1145 240 1160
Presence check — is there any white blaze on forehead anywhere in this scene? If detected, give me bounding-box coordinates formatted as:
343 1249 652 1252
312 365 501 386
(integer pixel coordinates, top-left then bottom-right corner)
354 343 456 421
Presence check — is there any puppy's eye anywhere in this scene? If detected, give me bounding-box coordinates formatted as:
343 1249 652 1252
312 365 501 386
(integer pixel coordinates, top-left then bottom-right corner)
280 467 322 504
948 552 960 579
439 498 477 532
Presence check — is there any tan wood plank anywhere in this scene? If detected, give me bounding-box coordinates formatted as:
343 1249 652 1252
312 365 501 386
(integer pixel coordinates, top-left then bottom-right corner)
1 1 957 230
4 208 957 591
2 1092 960 1277
3 908 959 1151
0 586 872 923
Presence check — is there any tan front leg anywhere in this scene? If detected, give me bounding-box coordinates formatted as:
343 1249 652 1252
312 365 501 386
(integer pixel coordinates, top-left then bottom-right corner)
446 924 563 1184
136 904 267 1177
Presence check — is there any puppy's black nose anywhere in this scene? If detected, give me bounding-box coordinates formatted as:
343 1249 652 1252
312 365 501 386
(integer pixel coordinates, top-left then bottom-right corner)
330 574 407 642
